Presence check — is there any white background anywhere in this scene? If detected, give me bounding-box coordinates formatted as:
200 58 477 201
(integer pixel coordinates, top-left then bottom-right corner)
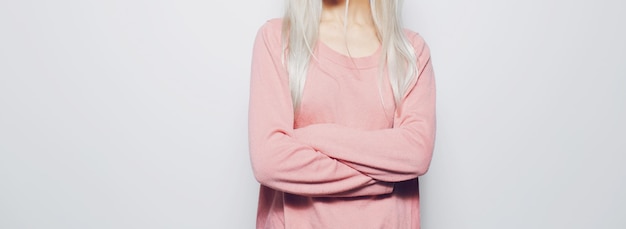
0 0 624 228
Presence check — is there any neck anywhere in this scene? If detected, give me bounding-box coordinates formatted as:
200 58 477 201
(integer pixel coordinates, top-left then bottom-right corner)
322 0 373 26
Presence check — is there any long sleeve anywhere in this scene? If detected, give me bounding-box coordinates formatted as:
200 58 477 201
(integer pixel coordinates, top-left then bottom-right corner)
293 33 436 183
248 20 394 197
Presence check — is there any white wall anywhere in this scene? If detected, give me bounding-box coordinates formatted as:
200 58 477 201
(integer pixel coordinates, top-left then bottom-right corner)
0 0 623 228
407 0 626 228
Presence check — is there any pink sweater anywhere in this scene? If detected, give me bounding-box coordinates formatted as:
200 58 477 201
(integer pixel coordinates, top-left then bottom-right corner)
248 18 436 229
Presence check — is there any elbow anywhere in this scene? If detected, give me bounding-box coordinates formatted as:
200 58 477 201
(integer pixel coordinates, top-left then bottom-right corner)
396 125 435 179
412 157 432 177
408 137 435 178
396 153 431 181
380 148 433 182
249 143 290 188
251 165 269 185
377 133 434 182
250 152 278 186
248 133 282 186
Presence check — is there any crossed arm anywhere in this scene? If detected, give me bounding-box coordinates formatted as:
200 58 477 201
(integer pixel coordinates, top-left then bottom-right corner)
248 22 435 197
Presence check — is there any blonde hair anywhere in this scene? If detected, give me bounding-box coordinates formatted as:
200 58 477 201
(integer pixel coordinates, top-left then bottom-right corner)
283 0 418 113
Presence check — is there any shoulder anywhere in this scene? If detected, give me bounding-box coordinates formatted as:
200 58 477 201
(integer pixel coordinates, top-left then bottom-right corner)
254 18 284 47
403 28 432 70
260 18 284 33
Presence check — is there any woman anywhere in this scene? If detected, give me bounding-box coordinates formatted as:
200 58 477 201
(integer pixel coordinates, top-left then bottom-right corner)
248 0 436 228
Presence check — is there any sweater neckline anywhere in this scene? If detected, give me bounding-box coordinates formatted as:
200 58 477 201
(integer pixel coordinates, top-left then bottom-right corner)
316 41 382 70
